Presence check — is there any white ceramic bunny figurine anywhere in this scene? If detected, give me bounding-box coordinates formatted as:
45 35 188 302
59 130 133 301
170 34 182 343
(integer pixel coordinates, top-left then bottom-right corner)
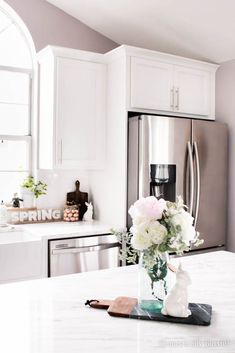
161 263 192 318
83 202 93 221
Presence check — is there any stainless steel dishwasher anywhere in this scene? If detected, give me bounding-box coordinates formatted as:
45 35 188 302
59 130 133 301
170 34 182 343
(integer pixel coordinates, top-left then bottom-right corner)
48 233 120 277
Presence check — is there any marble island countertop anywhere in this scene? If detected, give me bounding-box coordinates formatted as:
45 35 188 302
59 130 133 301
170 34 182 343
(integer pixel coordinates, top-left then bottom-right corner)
0 250 234 353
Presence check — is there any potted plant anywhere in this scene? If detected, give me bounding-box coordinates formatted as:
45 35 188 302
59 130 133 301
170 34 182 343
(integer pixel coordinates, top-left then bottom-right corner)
21 176 47 208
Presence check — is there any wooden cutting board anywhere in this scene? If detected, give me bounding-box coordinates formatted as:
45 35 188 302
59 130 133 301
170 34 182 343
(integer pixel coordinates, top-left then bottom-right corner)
85 297 212 326
66 180 88 220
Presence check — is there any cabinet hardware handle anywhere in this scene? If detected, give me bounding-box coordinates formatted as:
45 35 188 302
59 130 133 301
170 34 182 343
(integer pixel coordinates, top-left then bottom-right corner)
52 242 120 255
58 139 62 164
170 87 174 109
175 87 179 110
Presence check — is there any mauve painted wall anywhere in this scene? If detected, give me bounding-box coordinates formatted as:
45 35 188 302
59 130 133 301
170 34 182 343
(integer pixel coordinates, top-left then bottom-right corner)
5 0 117 53
216 61 235 252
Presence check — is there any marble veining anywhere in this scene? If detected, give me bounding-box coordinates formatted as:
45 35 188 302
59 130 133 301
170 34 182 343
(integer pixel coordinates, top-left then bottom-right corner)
0 251 234 352
18 220 113 239
130 302 212 326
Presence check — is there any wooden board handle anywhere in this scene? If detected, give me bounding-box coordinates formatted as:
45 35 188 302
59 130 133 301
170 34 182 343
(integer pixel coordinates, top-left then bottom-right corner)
85 299 113 309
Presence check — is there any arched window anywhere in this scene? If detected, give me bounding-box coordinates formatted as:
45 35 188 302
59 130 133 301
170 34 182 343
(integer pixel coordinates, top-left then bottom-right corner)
0 2 36 203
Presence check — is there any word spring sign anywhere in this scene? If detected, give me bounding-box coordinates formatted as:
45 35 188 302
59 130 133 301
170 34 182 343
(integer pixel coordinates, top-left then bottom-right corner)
10 209 61 224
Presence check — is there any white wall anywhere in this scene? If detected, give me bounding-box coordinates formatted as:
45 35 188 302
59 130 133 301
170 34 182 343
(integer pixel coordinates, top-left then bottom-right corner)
216 60 235 252
36 170 90 210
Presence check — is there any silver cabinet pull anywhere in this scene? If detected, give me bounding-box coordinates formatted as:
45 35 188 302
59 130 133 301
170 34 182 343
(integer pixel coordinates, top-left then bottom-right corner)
58 139 62 164
175 87 179 110
187 141 194 216
52 242 120 255
170 87 174 109
193 141 201 227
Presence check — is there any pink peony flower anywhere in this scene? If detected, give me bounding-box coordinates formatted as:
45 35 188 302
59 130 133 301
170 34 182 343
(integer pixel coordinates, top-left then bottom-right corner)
128 196 166 221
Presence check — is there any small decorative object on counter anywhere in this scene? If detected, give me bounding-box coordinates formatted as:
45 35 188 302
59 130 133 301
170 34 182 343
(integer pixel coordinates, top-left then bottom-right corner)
63 202 79 222
161 263 192 318
83 202 93 221
8 208 61 224
11 193 23 208
66 180 88 220
113 196 203 314
0 200 8 227
21 176 47 208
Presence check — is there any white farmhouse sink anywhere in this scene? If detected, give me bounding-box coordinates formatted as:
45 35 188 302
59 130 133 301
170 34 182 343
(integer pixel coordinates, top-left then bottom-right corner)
0 228 40 244
0 227 42 283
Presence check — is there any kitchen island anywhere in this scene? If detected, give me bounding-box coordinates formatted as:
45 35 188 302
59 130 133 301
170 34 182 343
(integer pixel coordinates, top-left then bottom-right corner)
0 251 234 353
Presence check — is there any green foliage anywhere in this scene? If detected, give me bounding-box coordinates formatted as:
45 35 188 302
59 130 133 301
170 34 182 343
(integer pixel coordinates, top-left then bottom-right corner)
110 228 139 264
21 176 47 199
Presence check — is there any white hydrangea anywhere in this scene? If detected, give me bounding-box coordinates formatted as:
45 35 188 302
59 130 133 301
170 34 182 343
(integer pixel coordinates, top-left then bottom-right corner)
171 210 195 245
130 222 152 251
148 221 168 245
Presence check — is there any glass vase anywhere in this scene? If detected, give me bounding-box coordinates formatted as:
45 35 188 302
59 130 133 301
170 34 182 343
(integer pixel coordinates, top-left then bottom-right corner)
138 250 170 312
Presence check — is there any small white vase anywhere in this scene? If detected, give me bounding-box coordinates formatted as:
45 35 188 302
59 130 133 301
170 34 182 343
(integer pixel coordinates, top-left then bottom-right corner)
21 187 35 208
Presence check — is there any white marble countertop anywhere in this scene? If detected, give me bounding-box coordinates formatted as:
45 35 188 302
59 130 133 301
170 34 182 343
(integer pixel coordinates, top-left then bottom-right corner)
0 221 113 245
17 220 113 240
0 250 234 353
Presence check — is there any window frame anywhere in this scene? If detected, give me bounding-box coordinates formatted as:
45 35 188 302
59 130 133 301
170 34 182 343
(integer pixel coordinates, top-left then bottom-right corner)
0 2 37 203
0 66 33 196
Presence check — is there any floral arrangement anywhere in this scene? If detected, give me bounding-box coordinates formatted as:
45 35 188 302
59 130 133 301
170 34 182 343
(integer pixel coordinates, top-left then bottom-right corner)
113 196 203 308
114 196 203 263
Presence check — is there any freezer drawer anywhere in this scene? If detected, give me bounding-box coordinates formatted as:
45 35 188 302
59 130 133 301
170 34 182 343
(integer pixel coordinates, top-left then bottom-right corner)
49 234 120 277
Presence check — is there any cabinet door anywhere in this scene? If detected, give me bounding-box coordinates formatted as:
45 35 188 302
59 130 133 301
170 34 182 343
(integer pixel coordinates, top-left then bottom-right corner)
130 57 173 111
56 57 105 169
174 65 211 116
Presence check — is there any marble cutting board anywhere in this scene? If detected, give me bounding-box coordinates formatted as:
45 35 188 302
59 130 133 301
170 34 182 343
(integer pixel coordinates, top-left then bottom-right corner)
86 297 212 326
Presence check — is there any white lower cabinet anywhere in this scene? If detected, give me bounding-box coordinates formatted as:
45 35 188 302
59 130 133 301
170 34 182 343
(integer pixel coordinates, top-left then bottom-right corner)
38 46 106 170
0 239 42 283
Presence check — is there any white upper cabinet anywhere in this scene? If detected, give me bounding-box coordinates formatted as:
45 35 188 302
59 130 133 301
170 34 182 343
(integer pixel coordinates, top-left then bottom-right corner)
131 57 174 111
37 46 106 170
173 65 211 116
129 52 217 119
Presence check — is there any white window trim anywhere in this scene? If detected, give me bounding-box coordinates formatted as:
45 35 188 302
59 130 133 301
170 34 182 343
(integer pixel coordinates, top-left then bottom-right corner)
0 66 32 136
0 65 33 179
0 135 32 172
0 1 37 178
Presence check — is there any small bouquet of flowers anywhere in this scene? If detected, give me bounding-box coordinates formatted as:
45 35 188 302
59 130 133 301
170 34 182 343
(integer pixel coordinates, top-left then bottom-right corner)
115 195 203 262
113 196 203 311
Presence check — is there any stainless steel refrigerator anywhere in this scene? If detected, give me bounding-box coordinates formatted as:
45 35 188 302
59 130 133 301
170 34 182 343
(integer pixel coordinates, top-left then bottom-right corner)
127 115 228 251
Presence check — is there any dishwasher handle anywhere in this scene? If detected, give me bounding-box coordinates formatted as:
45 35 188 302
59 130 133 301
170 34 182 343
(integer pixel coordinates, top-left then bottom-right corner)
52 242 120 255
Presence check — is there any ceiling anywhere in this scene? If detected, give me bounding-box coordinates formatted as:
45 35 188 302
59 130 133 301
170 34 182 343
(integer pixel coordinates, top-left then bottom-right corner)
47 0 235 63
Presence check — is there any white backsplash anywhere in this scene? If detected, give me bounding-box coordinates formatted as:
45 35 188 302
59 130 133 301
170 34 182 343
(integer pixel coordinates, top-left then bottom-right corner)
36 170 90 210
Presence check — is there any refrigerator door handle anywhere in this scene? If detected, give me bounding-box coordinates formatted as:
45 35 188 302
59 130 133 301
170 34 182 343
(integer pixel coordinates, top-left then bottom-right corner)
193 141 201 227
187 141 194 215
